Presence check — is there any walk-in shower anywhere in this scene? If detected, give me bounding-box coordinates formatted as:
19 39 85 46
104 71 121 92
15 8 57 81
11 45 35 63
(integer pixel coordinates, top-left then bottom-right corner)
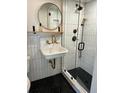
62 0 96 93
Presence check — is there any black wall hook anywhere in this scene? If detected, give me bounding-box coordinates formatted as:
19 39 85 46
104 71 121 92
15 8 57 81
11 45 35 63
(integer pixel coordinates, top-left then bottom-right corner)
32 26 36 34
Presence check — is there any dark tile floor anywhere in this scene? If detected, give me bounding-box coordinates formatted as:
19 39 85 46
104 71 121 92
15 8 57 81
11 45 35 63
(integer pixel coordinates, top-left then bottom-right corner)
29 67 92 93
29 74 76 93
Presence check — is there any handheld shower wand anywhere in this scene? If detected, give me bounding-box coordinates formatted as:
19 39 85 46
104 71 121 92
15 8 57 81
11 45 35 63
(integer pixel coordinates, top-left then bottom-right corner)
78 18 86 58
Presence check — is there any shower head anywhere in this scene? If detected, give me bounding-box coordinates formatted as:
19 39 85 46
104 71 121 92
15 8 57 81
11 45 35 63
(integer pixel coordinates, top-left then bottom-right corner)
75 4 83 11
78 6 83 11
75 5 83 14
75 0 83 13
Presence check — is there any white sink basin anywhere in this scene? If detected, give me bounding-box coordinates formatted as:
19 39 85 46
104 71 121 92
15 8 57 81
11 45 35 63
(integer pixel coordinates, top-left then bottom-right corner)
40 44 68 59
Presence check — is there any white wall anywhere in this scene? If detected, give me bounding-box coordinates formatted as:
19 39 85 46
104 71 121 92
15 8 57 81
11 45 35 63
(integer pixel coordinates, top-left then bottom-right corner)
80 0 97 75
27 0 62 81
90 57 97 93
27 0 62 32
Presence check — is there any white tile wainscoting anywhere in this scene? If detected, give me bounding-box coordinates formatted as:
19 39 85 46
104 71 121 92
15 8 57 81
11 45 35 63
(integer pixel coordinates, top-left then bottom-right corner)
27 32 62 81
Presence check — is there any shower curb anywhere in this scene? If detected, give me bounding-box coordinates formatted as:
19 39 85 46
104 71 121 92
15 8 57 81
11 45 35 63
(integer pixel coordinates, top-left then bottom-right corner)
62 69 88 93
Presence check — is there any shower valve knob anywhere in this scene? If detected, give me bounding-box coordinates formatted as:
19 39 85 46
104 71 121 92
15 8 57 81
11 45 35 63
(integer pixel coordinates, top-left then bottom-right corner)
72 36 77 41
73 29 77 34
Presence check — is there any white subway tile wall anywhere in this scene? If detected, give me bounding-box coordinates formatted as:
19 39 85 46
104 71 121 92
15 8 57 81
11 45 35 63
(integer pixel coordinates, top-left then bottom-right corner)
80 0 97 75
63 0 85 70
27 33 61 81
63 0 96 75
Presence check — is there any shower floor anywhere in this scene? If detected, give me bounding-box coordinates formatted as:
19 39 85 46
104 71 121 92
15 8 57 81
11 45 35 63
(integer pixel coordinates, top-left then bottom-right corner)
29 74 76 93
68 67 92 93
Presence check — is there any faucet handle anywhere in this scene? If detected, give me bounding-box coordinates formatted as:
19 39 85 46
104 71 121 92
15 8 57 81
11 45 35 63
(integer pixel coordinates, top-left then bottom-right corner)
46 40 52 44
49 35 60 44
51 35 55 43
54 41 60 44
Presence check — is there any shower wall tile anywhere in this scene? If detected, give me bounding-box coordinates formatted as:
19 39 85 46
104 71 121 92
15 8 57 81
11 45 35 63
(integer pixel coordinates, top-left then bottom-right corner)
64 53 76 70
63 0 85 70
80 0 97 75
80 48 96 74
66 0 84 25
63 0 96 76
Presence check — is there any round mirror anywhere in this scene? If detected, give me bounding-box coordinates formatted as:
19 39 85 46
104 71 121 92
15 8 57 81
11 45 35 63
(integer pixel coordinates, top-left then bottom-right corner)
38 3 62 30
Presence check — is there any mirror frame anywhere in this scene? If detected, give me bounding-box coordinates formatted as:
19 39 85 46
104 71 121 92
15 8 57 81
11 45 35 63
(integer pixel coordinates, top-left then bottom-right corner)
37 3 62 30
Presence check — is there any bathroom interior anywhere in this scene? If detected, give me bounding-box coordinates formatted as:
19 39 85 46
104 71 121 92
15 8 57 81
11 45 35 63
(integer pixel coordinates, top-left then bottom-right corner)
27 0 97 93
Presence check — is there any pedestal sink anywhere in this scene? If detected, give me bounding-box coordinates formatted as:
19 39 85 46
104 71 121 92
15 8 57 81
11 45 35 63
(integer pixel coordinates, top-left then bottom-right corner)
40 44 68 59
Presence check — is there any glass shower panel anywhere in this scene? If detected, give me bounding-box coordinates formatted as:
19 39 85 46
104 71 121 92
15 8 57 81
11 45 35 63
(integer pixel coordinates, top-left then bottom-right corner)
63 0 96 92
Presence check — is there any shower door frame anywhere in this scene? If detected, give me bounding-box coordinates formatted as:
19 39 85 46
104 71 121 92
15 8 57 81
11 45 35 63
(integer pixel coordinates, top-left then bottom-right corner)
61 0 87 93
62 68 88 93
